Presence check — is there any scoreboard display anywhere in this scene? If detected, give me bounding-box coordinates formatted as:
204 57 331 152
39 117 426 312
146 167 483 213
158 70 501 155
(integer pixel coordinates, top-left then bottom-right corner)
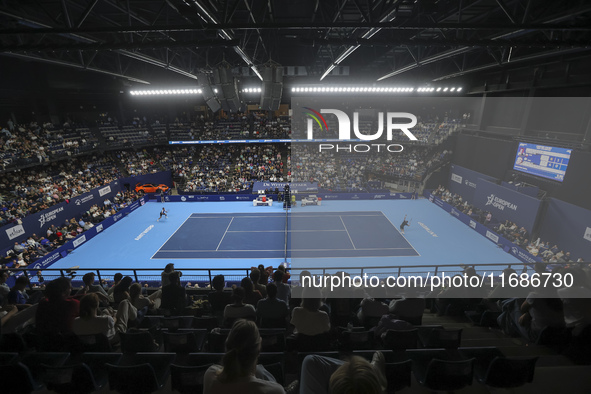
513 142 572 182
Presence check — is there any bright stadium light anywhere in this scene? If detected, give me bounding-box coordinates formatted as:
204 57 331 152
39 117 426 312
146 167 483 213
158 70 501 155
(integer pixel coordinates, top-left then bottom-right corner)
457 87 463 92
288 85 458 94
130 88 203 96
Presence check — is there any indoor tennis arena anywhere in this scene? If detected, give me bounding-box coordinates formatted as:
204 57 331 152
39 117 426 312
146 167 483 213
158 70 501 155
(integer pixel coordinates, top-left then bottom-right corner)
1 1 591 393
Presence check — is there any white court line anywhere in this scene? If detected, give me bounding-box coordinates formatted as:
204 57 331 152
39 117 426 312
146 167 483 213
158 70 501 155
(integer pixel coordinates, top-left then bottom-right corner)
339 215 357 250
150 214 193 259
216 217 234 251
188 213 384 218
226 229 347 233
156 247 415 252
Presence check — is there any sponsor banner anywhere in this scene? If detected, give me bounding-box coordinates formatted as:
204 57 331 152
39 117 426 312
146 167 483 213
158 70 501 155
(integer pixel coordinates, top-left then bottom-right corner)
167 192 414 202
252 181 318 193
428 193 542 265
451 173 463 184
169 139 364 145
32 250 62 270
485 231 499 243
448 164 496 204
316 193 413 200
5 224 25 240
473 178 541 233
539 198 591 261
74 194 94 206
98 186 111 197
72 234 87 248
0 179 123 250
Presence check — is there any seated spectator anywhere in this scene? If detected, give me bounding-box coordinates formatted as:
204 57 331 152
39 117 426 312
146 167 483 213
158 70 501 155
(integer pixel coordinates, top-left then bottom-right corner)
129 282 161 310
257 264 270 285
300 353 386 394
256 283 289 327
273 270 290 305
107 273 123 298
250 268 267 298
277 264 290 283
0 269 10 304
497 292 565 342
223 287 256 327
35 277 80 335
73 293 137 344
388 289 426 322
161 263 180 287
290 288 330 336
76 272 111 303
112 276 133 304
203 320 287 394
208 274 232 317
557 267 591 332
7 275 33 310
357 297 389 327
241 277 263 307
161 271 187 315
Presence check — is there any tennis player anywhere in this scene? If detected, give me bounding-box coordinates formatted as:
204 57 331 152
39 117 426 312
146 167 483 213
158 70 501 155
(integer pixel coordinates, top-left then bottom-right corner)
157 207 168 221
400 215 410 234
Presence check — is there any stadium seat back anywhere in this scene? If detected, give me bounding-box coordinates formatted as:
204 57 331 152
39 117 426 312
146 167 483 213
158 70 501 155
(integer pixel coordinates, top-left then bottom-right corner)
170 364 210 394
107 363 160 394
420 358 474 391
382 329 419 351
385 360 412 393
479 356 538 388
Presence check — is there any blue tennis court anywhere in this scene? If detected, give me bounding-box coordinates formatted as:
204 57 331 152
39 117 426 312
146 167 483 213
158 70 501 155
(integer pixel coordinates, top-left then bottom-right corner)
47 199 522 281
152 211 418 259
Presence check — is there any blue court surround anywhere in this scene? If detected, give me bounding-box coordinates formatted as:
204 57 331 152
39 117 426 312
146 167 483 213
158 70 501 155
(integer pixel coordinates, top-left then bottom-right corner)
47 199 522 279
152 211 418 259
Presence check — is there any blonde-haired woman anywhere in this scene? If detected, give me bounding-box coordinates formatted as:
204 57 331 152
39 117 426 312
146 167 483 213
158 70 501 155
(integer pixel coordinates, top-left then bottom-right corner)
203 319 286 394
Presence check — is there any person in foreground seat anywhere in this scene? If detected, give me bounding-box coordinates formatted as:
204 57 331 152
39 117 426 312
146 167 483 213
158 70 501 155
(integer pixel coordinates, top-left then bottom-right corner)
203 319 298 394
300 353 387 394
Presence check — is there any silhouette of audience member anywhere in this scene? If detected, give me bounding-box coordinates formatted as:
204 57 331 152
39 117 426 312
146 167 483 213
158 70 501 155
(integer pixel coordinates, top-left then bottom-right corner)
129 282 161 310
257 264 270 285
277 264 290 283
72 293 136 344
76 272 111 303
209 274 232 317
290 288 330 336
112 276 133 304
35 277 80 335
107 272 123 298
203 319 284 394
161 271 187 315
241 277 263 307
256 283 289 327
250 268 267 298
223 287 256 327
272 270 290 305
300 353 386 394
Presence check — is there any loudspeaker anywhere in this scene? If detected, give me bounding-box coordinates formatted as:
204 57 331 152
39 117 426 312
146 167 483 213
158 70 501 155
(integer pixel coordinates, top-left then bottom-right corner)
196 73 221 113
213 67 243 112
260 66 283 111
206 98 222 113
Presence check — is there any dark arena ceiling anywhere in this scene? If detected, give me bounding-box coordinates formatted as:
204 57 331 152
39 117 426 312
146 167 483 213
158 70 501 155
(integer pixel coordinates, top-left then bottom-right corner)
1 0 591 91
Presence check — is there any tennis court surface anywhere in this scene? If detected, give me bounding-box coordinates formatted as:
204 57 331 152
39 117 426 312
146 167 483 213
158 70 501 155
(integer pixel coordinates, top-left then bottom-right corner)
152 211 419 259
